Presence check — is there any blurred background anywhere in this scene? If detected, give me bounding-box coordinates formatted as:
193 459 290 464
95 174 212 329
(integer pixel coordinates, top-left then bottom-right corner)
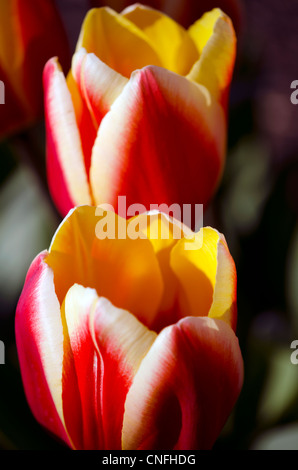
0 0 297 450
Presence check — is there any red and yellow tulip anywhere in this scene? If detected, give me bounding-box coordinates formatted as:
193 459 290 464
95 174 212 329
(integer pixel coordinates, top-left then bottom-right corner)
15 206 243 450
44 4 236 217
0 0 70 138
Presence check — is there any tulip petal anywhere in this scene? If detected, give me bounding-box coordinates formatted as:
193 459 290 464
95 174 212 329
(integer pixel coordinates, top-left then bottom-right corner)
46 206 164 328
136 211 191 330
187 8 236 110
62 283 156 449
121 4 199 75
75 7 162 78
62 284 103 450
122 316 243 450
90 65 226 212
91 295 157 449
170 227 237 330
170 228 218 319
15 252 71 447
208 234 237 331
66 70 98 180
43 58 92 216
72 48 128 126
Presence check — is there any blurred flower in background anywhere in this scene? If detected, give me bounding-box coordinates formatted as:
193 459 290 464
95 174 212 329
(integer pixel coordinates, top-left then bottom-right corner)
0 0 70 139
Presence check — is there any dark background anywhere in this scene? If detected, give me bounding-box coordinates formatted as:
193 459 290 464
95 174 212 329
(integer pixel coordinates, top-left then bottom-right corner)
0 0 298 450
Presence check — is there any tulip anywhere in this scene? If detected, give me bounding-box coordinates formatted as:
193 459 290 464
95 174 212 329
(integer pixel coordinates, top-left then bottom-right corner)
44 4 236 217
0 0 70 138
15 206 243 450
